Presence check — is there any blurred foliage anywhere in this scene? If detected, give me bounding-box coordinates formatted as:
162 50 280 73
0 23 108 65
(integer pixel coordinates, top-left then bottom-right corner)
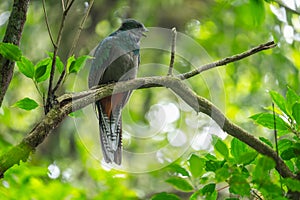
0 0 300 199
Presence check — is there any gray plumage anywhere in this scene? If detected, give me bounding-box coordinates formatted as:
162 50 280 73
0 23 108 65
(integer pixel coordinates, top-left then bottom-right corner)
88 19 147 164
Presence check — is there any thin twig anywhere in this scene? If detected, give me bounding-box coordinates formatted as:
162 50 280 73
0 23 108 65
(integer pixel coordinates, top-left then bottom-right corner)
68 0 94 58
53 0 94 94
61 0 65 12
178 41 277 80
65 0 75 13
217 185 229 192
272 103 279 157
168 27 177 76
65 0 70 8
45 1 73 113
33 81 43 100
273 102 283 193
42 0 56 47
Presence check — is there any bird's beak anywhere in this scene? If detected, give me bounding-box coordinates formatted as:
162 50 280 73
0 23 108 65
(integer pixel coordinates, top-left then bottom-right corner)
142 27 149 37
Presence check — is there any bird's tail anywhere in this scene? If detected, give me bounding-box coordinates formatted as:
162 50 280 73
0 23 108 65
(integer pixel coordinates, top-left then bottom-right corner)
96 95 123 165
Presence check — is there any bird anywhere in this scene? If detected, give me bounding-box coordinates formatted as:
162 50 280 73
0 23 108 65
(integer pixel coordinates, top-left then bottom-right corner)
88 19 148 165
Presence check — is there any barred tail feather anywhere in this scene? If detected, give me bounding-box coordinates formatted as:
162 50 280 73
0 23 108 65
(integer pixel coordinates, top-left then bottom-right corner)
113 120 122 165
96 101 122 165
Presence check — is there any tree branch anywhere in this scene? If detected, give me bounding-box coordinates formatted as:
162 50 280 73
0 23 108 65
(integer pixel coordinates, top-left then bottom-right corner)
45 0 74 113
0 40 294 181
0 75 296 179
177 41 276 80
52 0 95 94
168 27 177 76
42 0 56 47
0 0 30 107
68 0 94 58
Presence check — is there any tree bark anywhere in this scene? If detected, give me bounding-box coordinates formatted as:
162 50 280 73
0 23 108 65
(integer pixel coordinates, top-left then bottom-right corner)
0 76 296 180
0 0 30 106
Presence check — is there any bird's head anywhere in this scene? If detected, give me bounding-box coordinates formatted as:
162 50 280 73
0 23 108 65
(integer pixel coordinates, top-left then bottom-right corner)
118 19 148 38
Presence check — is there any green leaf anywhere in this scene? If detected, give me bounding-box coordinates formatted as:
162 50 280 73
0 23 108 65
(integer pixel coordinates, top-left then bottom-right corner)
285 160 295 172
66 55 76 73
34 58 51 83
282 178 300 192
286 87 300 113
281 148 297 160
205 160 224 172
209 190 217 200
249 0 265 26
270 91 288 116
48 52 64 73
168 163 190 177
215 166 230 182
241 166 250 178
250 113 289 131
231 138 247 159
258 156 276 170
165 177 193 191
69 55 92 73
213 135 229 159
257 182 283 198
188 154 205 177
281 143 300 160
151 192 181 200
229 174 250 196
56 56 64 74
253 156 275 182
190 189 217 200
201 183 216 195
237 152 258 165
0 42 22 61
205 153 217 161
278 139 293 152
295 157 300 171
259 137 273 148
16 56 34 79
12 97 39 111
292 103 300 125
189 191 202 200
68 109 84 118
231 138 257 165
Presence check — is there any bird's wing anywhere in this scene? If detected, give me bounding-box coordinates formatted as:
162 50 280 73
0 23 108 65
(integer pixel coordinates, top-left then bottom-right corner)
88 36 126 88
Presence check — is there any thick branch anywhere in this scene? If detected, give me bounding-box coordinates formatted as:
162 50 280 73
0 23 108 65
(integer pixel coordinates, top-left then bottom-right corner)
0 76 295 179
0 0 30 106
0 40 293 181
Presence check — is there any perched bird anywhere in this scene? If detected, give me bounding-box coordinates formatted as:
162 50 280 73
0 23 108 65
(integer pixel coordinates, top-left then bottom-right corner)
88 19 147 165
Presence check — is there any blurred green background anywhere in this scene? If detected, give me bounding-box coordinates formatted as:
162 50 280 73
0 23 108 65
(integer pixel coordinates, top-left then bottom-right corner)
0 0 299 199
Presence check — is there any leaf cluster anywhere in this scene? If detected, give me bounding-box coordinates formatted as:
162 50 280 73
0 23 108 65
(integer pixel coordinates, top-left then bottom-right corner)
13 50 91 111
152 130 300 199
